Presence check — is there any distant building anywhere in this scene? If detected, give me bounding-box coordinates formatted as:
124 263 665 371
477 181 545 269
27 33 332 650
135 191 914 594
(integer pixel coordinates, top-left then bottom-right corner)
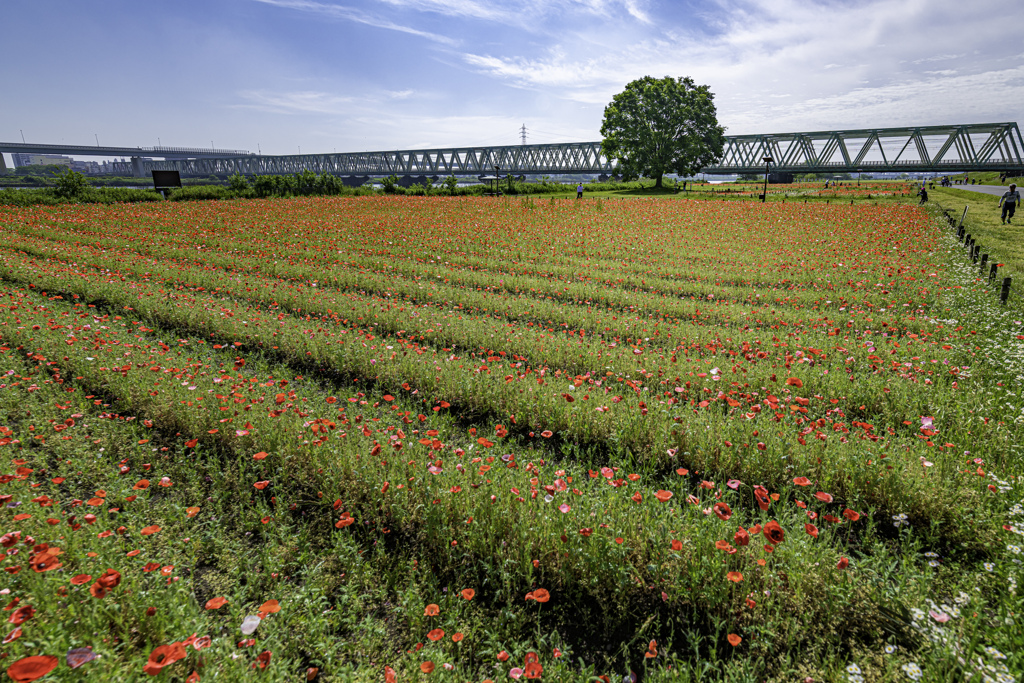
12 153 73 168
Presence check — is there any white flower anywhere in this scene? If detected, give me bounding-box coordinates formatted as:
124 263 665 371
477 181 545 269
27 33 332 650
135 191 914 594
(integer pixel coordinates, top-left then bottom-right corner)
240 615 261 635
985 563 995 572
901 662 923 680
885 645 897 654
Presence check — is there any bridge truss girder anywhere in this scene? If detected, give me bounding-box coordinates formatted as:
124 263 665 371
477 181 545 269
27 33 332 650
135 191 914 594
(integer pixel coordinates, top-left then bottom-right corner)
144 122 1024 179
707 122 1024 174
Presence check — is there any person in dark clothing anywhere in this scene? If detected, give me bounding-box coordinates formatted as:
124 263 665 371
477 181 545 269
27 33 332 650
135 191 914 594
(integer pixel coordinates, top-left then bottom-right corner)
1000 184 1020 224
918 186 928 205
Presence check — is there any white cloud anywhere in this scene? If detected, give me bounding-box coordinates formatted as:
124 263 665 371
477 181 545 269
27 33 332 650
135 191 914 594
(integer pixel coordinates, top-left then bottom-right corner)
251 0 459 45
234 90 357 114
456 0 1024 133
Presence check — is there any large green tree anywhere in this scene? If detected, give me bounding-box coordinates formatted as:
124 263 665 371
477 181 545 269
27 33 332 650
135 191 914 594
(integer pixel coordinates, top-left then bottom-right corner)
600 76 726 188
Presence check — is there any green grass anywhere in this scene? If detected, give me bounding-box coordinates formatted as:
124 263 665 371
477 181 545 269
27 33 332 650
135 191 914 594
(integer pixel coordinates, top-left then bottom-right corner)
928 186 1024 285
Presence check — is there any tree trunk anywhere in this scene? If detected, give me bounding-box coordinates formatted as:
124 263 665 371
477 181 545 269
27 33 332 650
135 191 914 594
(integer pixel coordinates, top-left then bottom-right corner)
654 173 663 188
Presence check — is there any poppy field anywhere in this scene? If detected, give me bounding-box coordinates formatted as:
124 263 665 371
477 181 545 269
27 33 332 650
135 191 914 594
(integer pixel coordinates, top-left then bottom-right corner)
0 194 1022 682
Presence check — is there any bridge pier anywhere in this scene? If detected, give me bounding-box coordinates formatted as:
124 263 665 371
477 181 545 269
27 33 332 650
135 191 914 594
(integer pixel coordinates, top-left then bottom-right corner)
0 153 6 172
131 156 146 178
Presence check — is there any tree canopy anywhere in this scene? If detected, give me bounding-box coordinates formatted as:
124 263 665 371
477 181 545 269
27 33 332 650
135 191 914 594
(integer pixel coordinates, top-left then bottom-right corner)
600 76 726 188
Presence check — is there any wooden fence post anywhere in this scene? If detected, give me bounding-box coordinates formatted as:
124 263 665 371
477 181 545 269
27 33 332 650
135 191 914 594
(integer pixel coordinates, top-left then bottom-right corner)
980 253 989 273
1001 277 1012 304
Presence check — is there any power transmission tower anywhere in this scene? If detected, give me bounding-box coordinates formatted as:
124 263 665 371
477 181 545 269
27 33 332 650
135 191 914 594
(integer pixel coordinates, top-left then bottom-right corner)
520 124 528 145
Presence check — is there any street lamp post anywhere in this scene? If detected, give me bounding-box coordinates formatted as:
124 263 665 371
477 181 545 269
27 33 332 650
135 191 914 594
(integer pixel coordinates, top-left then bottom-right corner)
761 156 773 203
494 166 500 196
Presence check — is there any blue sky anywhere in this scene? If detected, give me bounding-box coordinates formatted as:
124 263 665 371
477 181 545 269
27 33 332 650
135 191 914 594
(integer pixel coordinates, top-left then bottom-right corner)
2 0 1023 161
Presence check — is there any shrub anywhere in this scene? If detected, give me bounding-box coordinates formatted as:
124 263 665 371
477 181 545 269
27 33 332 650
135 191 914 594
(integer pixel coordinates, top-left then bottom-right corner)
52 169 89 199
228 173 250 193
169 185 234 201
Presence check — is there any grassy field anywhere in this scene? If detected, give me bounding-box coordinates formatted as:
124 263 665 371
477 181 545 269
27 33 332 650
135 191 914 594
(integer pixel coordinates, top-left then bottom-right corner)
928 186 1024 282
0 193 1021 682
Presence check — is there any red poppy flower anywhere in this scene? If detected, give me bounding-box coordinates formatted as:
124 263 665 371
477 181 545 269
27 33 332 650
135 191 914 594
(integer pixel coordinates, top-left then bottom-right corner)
540 430 553 438
3 628 21 644
727 571 743 583
253 481 270 490
452 632 464 642
524 652 543 679
186 672 200 683
753 485 770 510
69 573 93 589
792 476 811 486
734 527 750 546
526 588 550 603
6 655 58 682
837 557 849 570
727 634 742 646
335 513 354 528
670 539 682 551
714 540 732 551
424 604 439 616
654 490 673 503
384 666 396 683
763 520 785 545
144 642 187 676
29 553 61 573
805 524 819 538
631 491 643 504
259 599 280 614
8 606 34 625
186 507 201 518
253 451 268 460
427 628 445 641
140 525 161 536
713 502 732 520
497 651 510 662
96 569 122 589
785 377 803 388
420 661 435 674
133 480 150 490
461 588 475 600
843 509 860 522
644 640 657 659
206 597 229 610
253 651 272 670
814 492 833 503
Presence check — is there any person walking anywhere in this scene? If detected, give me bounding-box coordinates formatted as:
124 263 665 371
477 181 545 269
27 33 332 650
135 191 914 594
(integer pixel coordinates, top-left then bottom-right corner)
1000 184 1020 224
576 183 584 199
918 185 928 205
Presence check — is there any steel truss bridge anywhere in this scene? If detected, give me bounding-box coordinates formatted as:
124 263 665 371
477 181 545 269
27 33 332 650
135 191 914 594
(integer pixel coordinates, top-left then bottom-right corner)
4 122 1022 178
